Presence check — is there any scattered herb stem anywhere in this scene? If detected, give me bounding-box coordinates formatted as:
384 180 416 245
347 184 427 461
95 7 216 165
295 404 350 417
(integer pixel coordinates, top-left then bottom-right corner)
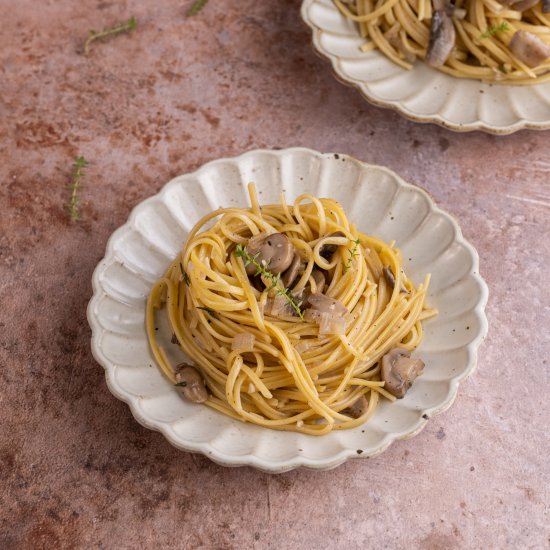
197 306 218 320
179 262 191 286
84 16 137 55
67 156 88 223
480 22 509 39
187 0 209 16
235 244 304 319
344 238 361 272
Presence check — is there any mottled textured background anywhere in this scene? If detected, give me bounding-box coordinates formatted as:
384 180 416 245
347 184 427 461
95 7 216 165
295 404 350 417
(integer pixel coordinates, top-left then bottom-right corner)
1 0 549 548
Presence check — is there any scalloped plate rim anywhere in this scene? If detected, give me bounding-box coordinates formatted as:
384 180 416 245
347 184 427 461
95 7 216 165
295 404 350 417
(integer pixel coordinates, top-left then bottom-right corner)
300 0 550 135
87 147 489 472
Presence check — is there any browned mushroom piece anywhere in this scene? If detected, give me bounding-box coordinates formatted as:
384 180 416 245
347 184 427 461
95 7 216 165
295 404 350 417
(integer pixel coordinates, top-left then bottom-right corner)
381 348 425 399
307 292 348 316
426 0 456 68
319 231 346 260
311 269 326 294
383 266 396 288
509 31 550 68
343 395 369 419
501 0 538 9
174 364 208 403
244 233 294 275
281 252 303 288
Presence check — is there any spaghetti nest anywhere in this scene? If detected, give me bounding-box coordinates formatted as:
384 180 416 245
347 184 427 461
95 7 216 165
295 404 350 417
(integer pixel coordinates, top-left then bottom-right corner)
147 184 435 435
335 0 550 84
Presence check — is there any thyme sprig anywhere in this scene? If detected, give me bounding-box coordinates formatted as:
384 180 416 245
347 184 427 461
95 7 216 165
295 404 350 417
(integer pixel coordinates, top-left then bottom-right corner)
67 156 88 223
235 244 304 319
480 22 509 39
179 262 190 285
84 16 137 55
187 0 209 16
197 306 218 320
344 238 361 272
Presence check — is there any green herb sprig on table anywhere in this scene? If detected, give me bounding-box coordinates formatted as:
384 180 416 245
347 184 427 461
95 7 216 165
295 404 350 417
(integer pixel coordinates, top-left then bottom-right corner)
187 0 209 16
84 16 137 55
344 238 361 273
235 244 304 319
67 156 88 223
479 22 509 39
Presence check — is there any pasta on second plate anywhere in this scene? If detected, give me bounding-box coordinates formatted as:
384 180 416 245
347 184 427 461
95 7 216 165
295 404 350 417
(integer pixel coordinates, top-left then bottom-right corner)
335 0 550 84
147 184 435 435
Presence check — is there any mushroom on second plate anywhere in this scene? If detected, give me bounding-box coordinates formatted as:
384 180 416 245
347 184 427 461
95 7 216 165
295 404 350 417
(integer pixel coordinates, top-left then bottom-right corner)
319 231 346 260
244 232 295 275
381 348 425 398
310 269 326 294
509 30 550 68
426 0 456 68
281 252 303 288
175 363 208 403
343 395 369 419
501 0 539 10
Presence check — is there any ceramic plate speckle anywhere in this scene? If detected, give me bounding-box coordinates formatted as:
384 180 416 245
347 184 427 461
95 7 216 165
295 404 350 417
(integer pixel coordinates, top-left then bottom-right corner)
301 0 550 134
87 148 488 472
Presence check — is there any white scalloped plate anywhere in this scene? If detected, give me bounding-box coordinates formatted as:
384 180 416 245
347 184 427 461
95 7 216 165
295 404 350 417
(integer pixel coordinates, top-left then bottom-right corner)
301 0 550 134
88 148 488 472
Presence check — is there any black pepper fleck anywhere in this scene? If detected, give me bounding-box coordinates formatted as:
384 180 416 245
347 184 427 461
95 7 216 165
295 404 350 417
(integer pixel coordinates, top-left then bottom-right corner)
357 449 363 455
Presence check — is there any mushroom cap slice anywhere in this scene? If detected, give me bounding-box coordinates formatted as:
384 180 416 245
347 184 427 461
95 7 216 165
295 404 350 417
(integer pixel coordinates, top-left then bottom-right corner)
311 269 326 294
426 4 456 68
281 252 303 288
381 348 425 399
175 364 209 403
343 395 369 419
319 231 346 260
509 30 550 68
245 232 294 275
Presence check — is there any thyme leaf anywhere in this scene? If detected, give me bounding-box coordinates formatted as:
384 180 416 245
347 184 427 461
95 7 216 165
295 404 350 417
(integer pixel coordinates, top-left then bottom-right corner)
174 381 187 387
235 244 304 319
84 16 137 55
344 238 361 273
187 0 209 16
480 22 509 39
179 263 190 286
197 306 219 320
67 156 88 223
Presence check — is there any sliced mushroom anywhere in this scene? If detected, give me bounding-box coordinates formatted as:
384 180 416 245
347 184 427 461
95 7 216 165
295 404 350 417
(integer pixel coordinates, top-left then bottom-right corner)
319 231 346 260
311 269 326 294
281 252 303 288
245 232 294 276
381 348 425 399
174 364 208 403
342 395 369 419
383 266 396 288
426 1 456 68
509 31 550 68
307 292 348 316
501 0 538 9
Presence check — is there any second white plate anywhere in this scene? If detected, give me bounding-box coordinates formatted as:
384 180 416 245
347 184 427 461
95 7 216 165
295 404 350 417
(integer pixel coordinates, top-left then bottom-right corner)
301 0 550 134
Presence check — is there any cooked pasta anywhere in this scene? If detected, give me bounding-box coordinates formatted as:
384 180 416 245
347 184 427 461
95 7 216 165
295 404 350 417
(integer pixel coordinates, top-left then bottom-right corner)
334 0 550 84
146 184 436 435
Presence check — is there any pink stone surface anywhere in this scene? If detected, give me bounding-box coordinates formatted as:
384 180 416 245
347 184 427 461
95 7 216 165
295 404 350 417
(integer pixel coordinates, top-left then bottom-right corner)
1 1 549 548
